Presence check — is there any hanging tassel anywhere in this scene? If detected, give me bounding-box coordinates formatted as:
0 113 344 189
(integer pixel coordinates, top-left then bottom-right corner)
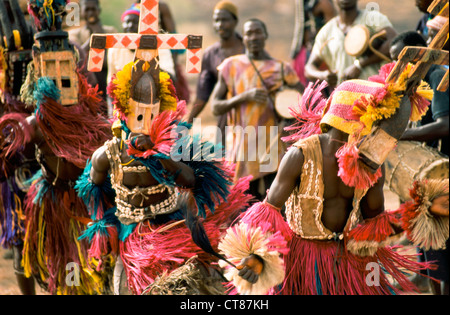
0 113 33 161
78 207 120 260
394 179 449 251
335 141 382 190
346 212 402 257
282 80 328 144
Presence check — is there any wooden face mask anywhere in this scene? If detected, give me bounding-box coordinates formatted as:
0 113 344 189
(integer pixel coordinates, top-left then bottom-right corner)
127 65 160 134
36 50 79 106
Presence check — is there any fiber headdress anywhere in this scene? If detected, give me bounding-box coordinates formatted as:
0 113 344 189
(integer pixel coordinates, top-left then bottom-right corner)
121 2 140 22
284 61 433 189
107 60 183 158
7 0 111 168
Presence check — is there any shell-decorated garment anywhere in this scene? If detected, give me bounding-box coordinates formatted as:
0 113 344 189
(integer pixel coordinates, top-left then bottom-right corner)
284 135 368 240
104 137 178 225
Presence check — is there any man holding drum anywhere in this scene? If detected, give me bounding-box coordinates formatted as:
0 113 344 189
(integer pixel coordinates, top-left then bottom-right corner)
211 18 304 201
390 30 449 296
187 1 245 146
305 0 397 89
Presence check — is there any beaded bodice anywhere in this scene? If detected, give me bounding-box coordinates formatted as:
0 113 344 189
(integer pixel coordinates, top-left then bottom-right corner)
285 135 367 240
105 137 178 225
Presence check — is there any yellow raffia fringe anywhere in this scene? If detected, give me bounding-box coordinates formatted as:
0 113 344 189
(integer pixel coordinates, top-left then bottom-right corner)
411 81 434 121
0 47 7 95
23 204 48 281
353 63 433 131
112 61 178 114
112 61 134 117
159 71 178 112
111 63 178 134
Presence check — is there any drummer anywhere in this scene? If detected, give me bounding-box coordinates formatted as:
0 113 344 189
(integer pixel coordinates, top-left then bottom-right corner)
390 30 449 296
305 0 397 89
211 18 304 202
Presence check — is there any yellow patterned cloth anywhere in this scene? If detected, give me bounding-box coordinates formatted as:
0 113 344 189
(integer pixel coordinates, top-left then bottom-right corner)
218 55 300 182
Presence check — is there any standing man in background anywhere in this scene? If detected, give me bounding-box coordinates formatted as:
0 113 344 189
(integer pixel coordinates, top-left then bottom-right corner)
211 18 303 201
68 0 117 103
187 1 245 145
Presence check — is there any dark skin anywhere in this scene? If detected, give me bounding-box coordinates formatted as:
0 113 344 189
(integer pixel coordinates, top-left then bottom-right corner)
238 127 449 283
415 0 434 13
90 132 195 209
312 0 337 22
79 0 108 53
211 20 304 117
305 0 397 86
236 127 386 282
159 2 176 34
25 115 84 182
122 14 140 34
187 9 245 123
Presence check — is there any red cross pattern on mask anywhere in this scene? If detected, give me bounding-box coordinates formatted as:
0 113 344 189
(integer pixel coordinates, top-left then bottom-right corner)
87 0 203 74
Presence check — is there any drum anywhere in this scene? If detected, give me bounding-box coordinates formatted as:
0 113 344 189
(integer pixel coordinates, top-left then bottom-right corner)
274 88 302 119
384 141 449 202
344 25 390 61
345 25 370 57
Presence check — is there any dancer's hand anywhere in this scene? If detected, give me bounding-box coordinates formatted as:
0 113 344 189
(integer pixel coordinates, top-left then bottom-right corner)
236 254 264 284
243 88 269 105
430 195 449 217
130 133 154 151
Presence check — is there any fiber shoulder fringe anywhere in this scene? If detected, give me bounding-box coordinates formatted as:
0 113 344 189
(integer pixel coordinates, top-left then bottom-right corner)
393 179 449 251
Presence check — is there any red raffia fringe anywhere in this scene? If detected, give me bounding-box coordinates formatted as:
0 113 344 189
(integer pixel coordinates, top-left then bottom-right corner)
346 212 404 257
336 142 382 190
120 175 253 295
35 72 111 169
0 113 33 160
279 235 434 295
347 212 397 243
238 199 292 242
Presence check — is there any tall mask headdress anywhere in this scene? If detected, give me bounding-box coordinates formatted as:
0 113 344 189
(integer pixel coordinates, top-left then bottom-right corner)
126 60 161 135
27 0 79 106
87 0 203 135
